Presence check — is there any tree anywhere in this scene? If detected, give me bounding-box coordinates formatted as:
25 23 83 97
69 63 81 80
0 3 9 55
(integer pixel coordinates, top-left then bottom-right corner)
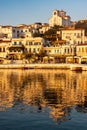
75 21 87 36
43 25 63 42
35 48 47 62
33 32 41 37
23 52 35 63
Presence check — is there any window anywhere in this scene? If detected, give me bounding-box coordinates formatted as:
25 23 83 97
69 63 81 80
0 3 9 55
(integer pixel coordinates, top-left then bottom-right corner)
18 49 21 52
57 50 59 53
29 42 32 45
13 30 15 33
74 33 76 36
54 12 57 15
67 48 69 54
64 48 66 53
19 42 22 45
71 48 72 53
79 48 81 52
33 48 36 53
81 33 83 36
34 42 38 45
38 48 40 52
17 30 19 33
49 50 51 53
0 48 1 52
29 48 31 52
17 34 19 38
3 48 5 52
26 42 28 45
14 42 17 45
25 48 27 52
82 47 84 52
77 33 81 38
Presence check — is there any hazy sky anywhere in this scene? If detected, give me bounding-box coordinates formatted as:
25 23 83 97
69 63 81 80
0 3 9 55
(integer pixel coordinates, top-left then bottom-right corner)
0 0 87 26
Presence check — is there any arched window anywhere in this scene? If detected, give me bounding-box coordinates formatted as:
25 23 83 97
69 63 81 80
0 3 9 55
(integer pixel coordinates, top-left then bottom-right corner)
54 12 57 15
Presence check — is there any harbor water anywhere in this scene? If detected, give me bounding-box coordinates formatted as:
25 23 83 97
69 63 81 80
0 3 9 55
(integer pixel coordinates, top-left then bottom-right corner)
0 69 87 130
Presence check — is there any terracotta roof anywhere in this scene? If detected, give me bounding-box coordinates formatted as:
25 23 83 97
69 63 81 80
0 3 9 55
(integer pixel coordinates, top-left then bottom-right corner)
77 43 87 46
2 25 12 28
0 40 11 43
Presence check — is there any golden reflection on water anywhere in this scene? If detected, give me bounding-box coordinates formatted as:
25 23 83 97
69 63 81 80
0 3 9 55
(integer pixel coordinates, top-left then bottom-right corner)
0 69 87 123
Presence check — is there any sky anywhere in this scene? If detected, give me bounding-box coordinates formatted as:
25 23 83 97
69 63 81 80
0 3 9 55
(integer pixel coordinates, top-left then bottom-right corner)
0 0 87 26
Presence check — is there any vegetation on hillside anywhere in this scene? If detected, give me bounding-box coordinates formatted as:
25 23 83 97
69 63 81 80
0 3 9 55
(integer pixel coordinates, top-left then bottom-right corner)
43 25 63 42
75 20 87 35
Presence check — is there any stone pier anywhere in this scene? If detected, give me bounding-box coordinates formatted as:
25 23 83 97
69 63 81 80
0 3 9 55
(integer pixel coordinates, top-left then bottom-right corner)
0 63 87 71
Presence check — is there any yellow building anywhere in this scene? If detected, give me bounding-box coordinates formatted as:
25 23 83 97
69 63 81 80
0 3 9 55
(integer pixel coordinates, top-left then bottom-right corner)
43 44 75 63
0 39 11 59
24 37 45 54
6 37 45 60
76 44 87 63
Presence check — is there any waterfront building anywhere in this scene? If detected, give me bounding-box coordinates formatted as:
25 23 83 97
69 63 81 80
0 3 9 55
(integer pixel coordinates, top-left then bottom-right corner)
76 44 87 57
0 39 11 58
7 38 25 60
76 43 87 63
43 44 76 63
49 9 71 27
0 25 86 64
85 36 87 43
24 37 46 54
6 37 46 60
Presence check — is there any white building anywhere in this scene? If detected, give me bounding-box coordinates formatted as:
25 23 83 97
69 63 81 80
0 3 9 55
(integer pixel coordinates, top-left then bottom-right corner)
60 29 85 45
49 10 71 27
39 24 51 34
0 25 20 39
0 25 35 39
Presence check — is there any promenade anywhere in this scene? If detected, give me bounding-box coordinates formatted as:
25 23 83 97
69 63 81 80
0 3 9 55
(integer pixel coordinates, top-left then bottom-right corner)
0 63 87 71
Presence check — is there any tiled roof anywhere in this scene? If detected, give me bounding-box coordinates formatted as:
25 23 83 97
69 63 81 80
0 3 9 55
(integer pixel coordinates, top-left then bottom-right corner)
77 43 87 46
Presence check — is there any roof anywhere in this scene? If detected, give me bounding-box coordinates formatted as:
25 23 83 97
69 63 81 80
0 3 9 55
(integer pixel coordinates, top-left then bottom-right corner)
0 40 11 43
77 43 87 46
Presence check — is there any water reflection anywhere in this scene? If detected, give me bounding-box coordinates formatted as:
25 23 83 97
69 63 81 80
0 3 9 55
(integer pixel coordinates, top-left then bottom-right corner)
0 69 87 125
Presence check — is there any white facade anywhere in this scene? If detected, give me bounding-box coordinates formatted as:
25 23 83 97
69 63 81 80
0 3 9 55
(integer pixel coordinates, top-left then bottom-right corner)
0 26 20 39
0 25 34 39
61 29 85 45
49 10 71 27
39 25 51 34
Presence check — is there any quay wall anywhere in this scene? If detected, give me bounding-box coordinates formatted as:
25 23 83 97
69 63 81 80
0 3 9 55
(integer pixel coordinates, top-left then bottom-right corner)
0 63 87 71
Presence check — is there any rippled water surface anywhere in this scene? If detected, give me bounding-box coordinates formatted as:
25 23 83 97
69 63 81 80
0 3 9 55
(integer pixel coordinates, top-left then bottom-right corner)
0 69 87 130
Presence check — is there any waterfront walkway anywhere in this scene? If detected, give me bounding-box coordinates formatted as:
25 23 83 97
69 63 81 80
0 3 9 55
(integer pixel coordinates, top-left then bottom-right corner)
0 63 87 71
